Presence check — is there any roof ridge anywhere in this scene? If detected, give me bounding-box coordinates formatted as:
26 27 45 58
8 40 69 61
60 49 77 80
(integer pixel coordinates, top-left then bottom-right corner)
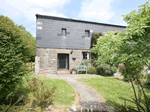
35 14 126 28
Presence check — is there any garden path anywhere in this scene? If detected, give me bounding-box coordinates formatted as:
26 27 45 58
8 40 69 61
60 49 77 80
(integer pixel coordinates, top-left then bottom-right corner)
46 74 113 111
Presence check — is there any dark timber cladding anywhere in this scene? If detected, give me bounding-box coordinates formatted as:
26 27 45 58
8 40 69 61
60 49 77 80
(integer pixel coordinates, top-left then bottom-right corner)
36 14 126 50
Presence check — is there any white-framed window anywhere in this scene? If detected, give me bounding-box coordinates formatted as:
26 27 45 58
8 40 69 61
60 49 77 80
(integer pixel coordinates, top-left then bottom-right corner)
62 28 67 36
85 30 90 37
82 52 90 59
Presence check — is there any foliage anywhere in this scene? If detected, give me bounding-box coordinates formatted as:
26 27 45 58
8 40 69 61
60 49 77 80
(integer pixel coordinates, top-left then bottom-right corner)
44 78 75 106
19 25 36 62
113 96 150 112
0 74 75 112
142 73 150 86
87 66 97 74
26 77 55 111
71 68 77 71
81 60 91 68
0 83 30 112
24 74 75 106
78 78 150 107
70 68 77 74
91 33 103 60
0 95 26 112
95 64 117 76
92 1 150 111
91 33 103 48
91 31 121 67
145 74 150 85
0 15 29 99
26 62 35 73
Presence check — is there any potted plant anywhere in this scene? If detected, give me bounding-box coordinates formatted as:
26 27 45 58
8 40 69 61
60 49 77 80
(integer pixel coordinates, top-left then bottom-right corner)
71 68 77 74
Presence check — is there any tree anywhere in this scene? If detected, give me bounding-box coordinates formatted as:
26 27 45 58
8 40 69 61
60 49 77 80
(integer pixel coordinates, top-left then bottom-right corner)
91 33 103 61
19 25 36 62
92 1 150 111
0 15 29 100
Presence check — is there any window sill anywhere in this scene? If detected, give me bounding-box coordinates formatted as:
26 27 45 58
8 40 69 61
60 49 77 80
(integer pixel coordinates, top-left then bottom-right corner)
61 36 67 39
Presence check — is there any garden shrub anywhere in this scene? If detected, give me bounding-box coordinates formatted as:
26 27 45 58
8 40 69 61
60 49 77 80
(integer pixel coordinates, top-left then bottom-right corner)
88 66 97 74
91 33 103 60
0 87 29 112
70 68 77 74
96 64 117 76
143 73 150 85
26 77 55 111
0 15 29 100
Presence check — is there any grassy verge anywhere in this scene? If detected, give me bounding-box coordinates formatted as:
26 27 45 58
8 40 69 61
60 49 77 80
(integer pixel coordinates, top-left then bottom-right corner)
22 74 75 107
44 78 75 106
78 77 150 107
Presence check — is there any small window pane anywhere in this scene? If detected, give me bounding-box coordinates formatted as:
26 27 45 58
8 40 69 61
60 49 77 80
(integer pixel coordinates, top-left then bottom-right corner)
85 30 90 37
62 28 66 36
82 52 90 59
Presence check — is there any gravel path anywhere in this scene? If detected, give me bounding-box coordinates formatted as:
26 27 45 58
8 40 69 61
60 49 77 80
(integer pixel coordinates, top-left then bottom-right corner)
66 78 103 111
46 74 102 79
46 74 113 111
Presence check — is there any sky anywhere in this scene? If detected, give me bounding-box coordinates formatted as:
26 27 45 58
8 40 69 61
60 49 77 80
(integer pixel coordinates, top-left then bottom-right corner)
0 0 148 37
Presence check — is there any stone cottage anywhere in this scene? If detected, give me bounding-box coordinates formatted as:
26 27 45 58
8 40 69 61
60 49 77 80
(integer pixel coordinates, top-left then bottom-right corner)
35 14 125 75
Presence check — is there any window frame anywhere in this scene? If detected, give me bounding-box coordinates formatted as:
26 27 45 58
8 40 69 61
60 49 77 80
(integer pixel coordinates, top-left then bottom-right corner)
85 30 90 37
62 28 67 36
82 52 90 60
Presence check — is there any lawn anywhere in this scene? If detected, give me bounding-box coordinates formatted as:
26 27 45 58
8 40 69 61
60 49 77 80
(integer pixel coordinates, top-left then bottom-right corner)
78 77 150 107
44 78 75 106
23 74 75 106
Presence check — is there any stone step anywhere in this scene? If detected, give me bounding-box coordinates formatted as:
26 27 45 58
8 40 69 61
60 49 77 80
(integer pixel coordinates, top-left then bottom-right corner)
57 69 70 75
39 69 56 75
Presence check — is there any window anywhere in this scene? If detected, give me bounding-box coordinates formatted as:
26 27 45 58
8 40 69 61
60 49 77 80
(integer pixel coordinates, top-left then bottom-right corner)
62 28 66 36
82 52 90 59
85 30 90 37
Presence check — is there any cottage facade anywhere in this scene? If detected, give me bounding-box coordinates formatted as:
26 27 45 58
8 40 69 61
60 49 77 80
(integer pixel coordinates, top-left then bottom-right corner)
35 14 125 74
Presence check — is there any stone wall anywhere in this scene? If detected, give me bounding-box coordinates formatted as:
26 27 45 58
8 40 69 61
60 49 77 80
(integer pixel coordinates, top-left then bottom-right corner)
36 48 57 73
35 48 90 74
69 50 82 69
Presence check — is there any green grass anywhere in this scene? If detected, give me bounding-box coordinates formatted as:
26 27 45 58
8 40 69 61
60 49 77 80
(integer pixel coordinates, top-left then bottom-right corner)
78 77 150 107
23 74 75 106
44 78 75 106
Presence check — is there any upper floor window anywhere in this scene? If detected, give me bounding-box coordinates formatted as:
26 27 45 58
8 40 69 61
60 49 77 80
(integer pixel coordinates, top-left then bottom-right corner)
85 30 90 37
62 28 67 36
82 52 90 59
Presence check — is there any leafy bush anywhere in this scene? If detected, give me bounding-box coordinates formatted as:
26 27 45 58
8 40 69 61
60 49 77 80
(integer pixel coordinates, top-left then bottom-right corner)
26 77 55 111
0 15 29 99
91 33 103 60
0 95 26 112
19 25 36 62
70 68 77 74
96 64 117 76
113 96 150 112
142 73 150 86
88 66 97 74
0 85 29 112
80 60 91 68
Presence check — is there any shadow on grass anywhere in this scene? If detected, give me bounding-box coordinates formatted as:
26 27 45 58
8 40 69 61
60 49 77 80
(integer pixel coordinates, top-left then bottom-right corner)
0 86 30 105
106 100 138 112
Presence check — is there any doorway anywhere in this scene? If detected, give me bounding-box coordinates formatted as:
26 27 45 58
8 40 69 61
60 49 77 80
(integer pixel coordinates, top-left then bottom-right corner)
58 54 69 69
